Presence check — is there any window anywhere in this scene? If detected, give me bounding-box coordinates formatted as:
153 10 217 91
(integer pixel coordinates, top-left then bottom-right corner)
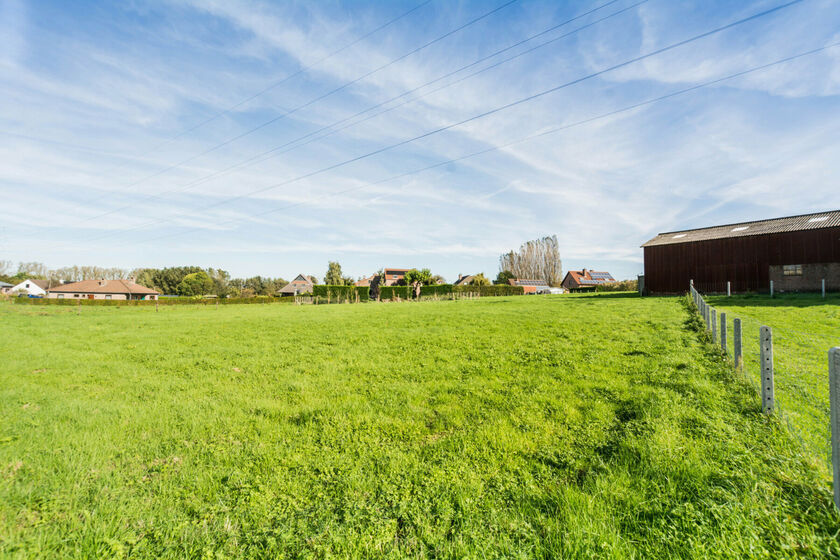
57 294 64 299
25 283 30 288
74 294 79 298
783 264 802 276
105 295 112 299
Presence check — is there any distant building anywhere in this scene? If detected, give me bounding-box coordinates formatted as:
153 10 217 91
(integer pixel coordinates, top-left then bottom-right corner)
9 278 50 296
47 279 159 300
0 281 13 294
383 268 409 286
278 274 316 296
641 210 840 294
561 269 615 292
355 275 376 287
508 278 551 294
453 274 475 286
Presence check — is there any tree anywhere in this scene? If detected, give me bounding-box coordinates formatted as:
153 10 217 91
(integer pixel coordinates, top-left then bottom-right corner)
207 268 232 298
176 271 214 296
495 270 515 285
324 261 346 285
404 268 432 286
469 273 491 286
499 235 562 286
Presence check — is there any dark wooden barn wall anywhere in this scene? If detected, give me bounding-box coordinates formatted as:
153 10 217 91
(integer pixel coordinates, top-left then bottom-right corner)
643 226 840 294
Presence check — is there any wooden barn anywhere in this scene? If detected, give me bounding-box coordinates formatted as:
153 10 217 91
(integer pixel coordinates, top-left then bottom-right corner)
641 210 840 294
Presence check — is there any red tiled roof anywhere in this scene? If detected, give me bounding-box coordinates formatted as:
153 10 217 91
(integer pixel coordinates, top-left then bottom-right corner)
563 270 614 287
48 279 159 295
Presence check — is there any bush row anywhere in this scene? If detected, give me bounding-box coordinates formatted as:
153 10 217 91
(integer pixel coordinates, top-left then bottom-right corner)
376 284 525 300
311 285 370 301
12 296 294 306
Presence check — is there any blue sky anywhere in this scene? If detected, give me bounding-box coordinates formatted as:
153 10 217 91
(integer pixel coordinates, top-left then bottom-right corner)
1 0 839 282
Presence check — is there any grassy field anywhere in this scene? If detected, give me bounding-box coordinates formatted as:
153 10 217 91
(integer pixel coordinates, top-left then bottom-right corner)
706 293 840 481
1 295 838 558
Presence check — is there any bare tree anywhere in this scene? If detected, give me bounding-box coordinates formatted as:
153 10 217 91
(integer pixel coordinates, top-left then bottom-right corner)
499 235 563 286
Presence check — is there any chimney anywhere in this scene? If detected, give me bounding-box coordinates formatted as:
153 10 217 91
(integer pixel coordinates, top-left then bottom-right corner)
128 277 136 284
582 268 588 278
99 279 106 286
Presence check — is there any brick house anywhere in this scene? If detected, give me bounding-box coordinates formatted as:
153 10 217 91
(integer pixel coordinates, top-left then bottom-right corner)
561 269 615 292
47 279 159 300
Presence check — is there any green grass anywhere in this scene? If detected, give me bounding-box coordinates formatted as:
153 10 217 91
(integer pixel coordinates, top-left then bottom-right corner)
0 295 838 558
706 293 840 481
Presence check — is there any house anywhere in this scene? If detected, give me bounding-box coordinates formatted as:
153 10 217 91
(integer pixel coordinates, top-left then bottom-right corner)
453 274 474 286
383 268 409 286
561 269 615 292
9 278 50 296
507 278 551 294
0 281 13 294
278 274 316 296
641 210 840 294
355 275 376 287
47 278 159 300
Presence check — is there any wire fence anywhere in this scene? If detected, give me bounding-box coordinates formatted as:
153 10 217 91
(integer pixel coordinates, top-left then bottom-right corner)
689 283 840 508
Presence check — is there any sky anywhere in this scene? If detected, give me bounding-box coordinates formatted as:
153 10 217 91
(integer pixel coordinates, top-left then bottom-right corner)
1 0 839 282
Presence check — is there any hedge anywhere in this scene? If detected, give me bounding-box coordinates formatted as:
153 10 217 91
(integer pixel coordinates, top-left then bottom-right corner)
12 296 294 306
311 285 369 302
380 284 525 299
378 286 412 300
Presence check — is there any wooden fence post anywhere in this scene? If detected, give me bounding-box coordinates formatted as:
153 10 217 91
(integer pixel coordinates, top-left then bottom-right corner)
770 280 774 298
711 309 717 343
823 279 827 299
733 318 742 370
760 326 774 414
720 312 727 353
830 347 840 511
727 281 731 297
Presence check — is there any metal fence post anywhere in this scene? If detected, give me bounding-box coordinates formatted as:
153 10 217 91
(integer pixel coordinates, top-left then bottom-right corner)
830 347 840 511
823 278 827 299
733 318 742 370
770 280 774 298
720 312 727 353
727 281 731 297
760 326 774 414
711 309 717 342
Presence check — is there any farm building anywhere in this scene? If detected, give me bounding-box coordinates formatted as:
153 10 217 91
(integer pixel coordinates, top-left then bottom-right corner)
561 269 615 292
0 281 13 294
9 278 50 296
507 278 550 294
47 279 159 300
641 210 840 294
278 274 316 296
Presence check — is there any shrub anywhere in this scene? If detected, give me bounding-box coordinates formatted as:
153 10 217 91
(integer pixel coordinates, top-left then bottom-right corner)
595 279 638 293
378 286 411 301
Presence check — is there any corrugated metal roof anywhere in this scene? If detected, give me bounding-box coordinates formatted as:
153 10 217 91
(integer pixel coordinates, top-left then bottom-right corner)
641 210 840 247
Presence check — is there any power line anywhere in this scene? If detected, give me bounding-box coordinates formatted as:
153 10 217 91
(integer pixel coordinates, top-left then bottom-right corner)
69 0 634 232
79 0 522 220
59 0 804 249
135 40 835 246
85 0 434 179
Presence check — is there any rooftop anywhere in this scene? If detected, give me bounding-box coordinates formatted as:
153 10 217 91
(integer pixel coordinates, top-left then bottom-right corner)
642 209 840 247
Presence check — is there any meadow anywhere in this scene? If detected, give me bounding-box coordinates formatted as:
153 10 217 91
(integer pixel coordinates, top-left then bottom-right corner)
705 293 840 481
1 294 838 558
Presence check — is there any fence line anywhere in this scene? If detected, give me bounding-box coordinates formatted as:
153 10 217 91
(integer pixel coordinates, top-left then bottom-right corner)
689 282 840 510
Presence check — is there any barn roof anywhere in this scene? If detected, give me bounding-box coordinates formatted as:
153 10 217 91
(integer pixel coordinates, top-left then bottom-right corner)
641 210 840 247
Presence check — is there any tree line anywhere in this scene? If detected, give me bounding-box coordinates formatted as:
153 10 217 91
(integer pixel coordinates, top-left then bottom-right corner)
0 261 289 298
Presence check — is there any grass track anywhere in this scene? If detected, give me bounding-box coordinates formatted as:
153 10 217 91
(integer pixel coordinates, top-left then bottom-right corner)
0 295 838 558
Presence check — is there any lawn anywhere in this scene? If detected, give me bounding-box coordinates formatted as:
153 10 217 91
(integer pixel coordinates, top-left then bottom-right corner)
0 295 838 558
705 293 840 482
